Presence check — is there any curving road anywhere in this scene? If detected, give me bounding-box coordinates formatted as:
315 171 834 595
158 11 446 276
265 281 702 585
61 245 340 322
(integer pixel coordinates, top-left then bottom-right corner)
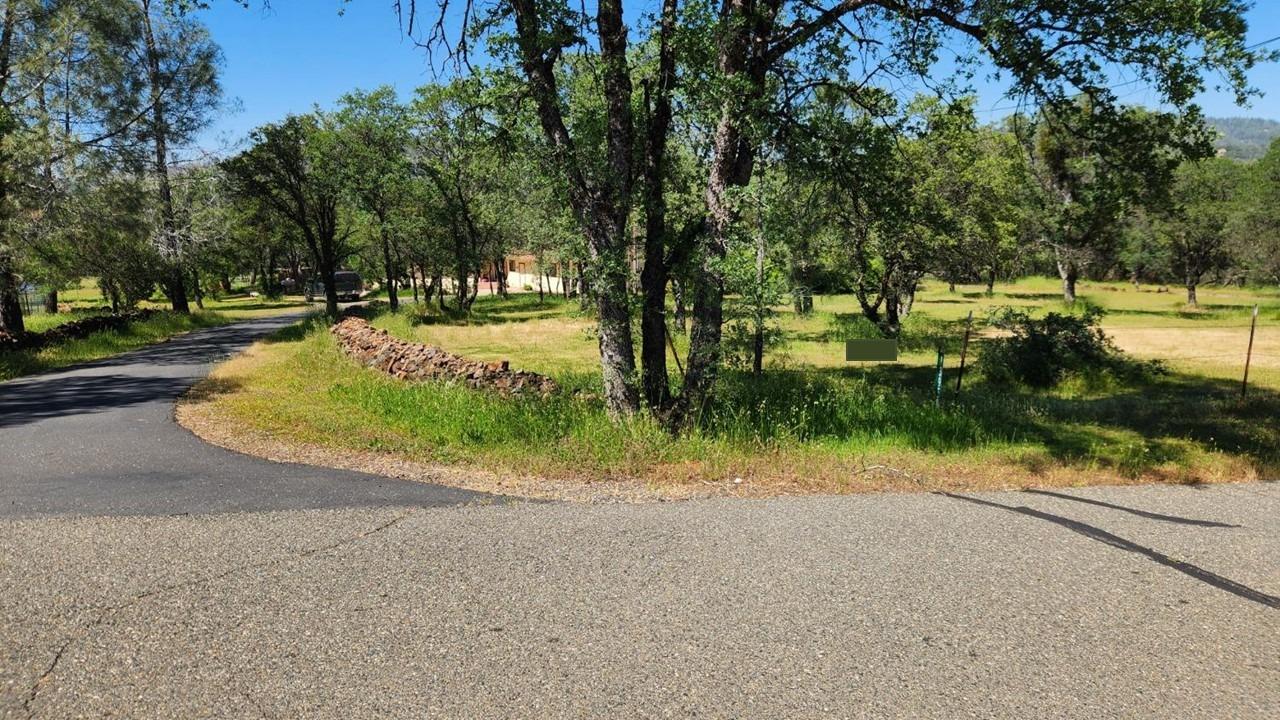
1 315 1277 718
0 312 489 517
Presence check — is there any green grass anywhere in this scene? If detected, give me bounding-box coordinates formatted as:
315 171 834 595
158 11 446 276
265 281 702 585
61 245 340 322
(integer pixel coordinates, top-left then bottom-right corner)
192 282 1280 495
0 311 236 381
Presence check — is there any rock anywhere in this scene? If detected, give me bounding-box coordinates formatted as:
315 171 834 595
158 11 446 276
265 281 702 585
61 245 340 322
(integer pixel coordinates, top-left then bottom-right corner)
329 316 560 398
1 309 159 352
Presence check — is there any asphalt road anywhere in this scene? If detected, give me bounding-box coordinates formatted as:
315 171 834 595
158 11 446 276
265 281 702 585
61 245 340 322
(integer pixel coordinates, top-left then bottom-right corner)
0 312 487 517
1 315 1277 718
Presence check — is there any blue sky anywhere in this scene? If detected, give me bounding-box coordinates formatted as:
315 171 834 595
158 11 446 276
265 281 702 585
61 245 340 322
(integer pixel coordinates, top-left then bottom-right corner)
195 0 1280 152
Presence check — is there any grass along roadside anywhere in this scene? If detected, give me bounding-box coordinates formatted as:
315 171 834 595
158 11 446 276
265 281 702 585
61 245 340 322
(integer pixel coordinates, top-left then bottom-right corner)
178 286 1277 500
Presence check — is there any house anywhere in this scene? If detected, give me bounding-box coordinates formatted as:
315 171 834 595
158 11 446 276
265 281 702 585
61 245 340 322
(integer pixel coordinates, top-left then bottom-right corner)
485 254 578 295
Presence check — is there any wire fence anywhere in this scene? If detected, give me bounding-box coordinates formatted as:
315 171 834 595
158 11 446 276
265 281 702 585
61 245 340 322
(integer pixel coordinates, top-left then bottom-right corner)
17 286 51 316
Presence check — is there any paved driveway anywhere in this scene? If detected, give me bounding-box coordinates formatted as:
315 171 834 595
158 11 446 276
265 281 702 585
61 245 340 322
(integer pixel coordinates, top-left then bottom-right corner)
0 313 487 517
1 316 1276 718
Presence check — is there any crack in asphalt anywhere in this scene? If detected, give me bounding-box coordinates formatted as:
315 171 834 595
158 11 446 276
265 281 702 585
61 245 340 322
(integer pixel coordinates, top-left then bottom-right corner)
20 509 419 718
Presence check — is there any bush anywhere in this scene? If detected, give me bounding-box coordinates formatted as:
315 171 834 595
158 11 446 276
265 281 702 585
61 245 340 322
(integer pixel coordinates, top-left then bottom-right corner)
824 311 964 352
978 307 1162 388
722 317 787 370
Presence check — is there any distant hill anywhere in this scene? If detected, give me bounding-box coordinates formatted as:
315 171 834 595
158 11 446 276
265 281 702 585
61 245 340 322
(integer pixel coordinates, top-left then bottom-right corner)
1208 117 1280 160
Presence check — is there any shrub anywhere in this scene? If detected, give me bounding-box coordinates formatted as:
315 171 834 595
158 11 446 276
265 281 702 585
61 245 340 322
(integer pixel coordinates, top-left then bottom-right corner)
722 317 787 370
825 311 963 352
978 307 1162 388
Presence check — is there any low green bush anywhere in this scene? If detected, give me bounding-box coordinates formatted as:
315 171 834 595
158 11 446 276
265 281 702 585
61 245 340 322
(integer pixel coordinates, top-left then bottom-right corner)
978 307 1164 388
824 311 964 352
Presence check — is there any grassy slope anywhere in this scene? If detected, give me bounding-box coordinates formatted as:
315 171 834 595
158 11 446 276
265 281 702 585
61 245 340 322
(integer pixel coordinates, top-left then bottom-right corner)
190 278 1279 495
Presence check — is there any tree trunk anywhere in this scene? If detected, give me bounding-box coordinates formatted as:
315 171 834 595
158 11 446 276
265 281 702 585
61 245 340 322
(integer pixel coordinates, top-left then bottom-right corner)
0 250 24 335
1057 254 1079 304
44 288 58 314
672 278 687 333
429 273 444 311
636 0 679 413
986 268 996 296
0 2 21 335
639 251 670 409
381 227 398 310
681 0 776 420
902 280 917 316
454 232 469 311
1186 280 1198 306
882 294 902 337
313 239 339 317
262 248 277 295
594 258 640 416
141 0 188 315
192 269 204 309
508 0 638 416
792 284 813 315
578 266 590 310
752 229 765 376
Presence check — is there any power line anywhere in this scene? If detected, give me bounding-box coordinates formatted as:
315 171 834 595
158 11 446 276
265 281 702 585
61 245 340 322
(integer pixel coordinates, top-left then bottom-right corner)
1246 34 1280 50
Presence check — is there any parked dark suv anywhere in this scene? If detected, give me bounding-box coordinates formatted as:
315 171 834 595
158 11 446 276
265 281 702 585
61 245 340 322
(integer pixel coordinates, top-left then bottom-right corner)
305 271 364 302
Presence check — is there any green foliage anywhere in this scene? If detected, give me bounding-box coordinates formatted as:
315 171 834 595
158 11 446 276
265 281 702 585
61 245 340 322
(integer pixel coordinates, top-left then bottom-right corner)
704 370 1009 449
1233 138 1280 284
978 307 1162 389
722 171 792 370
1157 157 1247 297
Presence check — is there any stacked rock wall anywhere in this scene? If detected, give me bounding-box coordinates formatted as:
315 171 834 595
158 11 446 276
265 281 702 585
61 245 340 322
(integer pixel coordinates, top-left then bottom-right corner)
0 309 158 352
331 316 559 397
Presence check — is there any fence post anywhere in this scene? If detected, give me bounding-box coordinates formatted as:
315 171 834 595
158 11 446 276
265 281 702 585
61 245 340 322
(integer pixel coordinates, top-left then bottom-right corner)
934 347 945 407
954 310 974 392
1242 304 1259 399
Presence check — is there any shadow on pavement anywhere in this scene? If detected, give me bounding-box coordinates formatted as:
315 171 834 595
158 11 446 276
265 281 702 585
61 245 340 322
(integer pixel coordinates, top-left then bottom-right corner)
0 374 194 429
938 492 1278 609
83 323 290 370
1021 488 1241 528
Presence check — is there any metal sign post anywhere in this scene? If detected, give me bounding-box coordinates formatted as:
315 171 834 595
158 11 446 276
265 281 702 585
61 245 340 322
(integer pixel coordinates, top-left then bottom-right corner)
934 348 945 407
